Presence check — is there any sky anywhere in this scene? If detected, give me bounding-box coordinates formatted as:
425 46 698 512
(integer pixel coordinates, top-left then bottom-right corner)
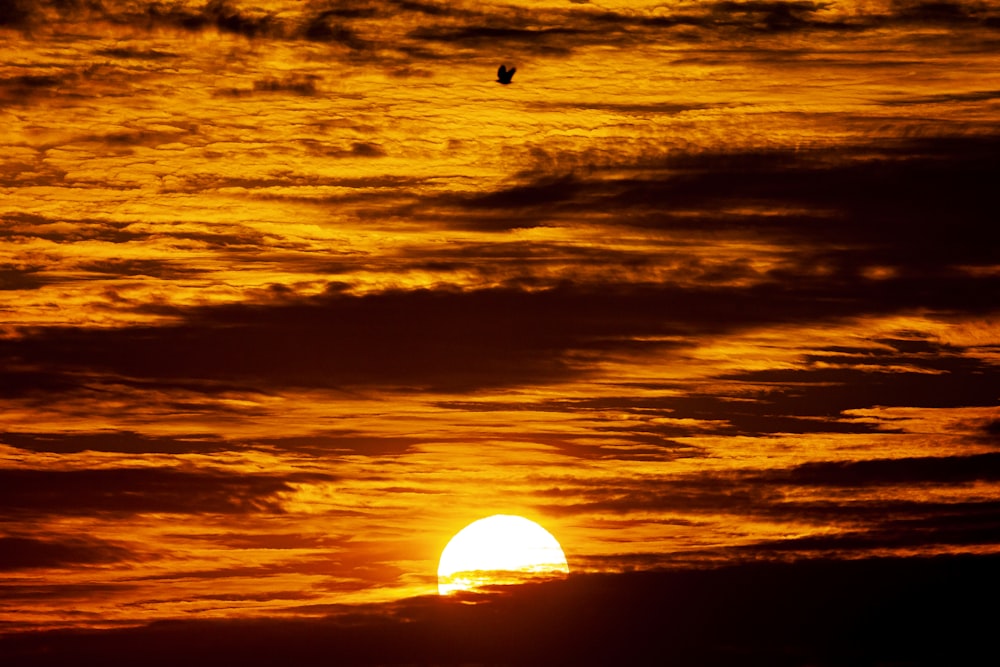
1 0 999 663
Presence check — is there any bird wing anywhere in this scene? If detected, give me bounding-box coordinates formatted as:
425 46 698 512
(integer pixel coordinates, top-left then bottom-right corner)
497 65 507 79
507 67 516 78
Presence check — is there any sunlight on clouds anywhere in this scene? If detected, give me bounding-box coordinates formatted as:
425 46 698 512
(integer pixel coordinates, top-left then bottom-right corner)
843 405 1000 440
1 0 998 636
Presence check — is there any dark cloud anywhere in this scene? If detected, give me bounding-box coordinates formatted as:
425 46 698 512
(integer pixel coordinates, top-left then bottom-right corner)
983 418 1000 441
0 581 135 606
402 0 870 58
883 88 1000 105
187 589 319 603
251 75 319 96
710 344 999 428
0 215 136 244
0 74 69 104
347 141 385 157
0 371 82 399
743 501 1000 553
4 0 998 64
0 286 627 393
289 140 389 159
540 453 1000 523
248 433 422 457
126 556 340 584
302 15 372 49
0 287 798 393
177 531 345 551
0 213 275 251
94 128 197 148
540 474 782 516
430 135 1000 271
707 1 846 33
76 259 205 280
1 431 228 454
0 0 32 26
538 455 1000 556
892 0 1000 26
141 0 282 39
0 74 64 89
448 330 995 444
1 555 995 666
0 263 48 290
454 175 584 214
2 264 997 395
526 100 721 115
93 46 177 60
0 467 333 516
390 239 675 281
0 536 132 571
768 452 1000 486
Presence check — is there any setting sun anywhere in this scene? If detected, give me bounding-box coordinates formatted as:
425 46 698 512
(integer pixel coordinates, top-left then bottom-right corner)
438 515 570 595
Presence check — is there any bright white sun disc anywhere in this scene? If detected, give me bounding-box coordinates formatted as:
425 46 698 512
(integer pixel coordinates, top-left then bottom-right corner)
437 514 569 595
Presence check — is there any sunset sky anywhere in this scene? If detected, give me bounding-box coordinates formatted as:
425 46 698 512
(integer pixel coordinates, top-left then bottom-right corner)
2 0 999 664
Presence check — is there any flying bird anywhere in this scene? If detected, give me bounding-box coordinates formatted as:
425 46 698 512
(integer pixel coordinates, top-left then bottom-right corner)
496 64 516 85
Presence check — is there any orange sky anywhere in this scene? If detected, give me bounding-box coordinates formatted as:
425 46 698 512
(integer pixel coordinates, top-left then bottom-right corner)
1 1 998 660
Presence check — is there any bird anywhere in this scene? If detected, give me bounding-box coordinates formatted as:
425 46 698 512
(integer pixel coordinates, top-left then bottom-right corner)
496 64 516 84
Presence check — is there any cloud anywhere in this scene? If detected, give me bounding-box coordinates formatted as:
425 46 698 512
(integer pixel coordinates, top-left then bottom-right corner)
0 0 32 27
0 74 69 105
883 88 1000 105
302 15 373 48
244 75 321 96
1 285 653 393
0 371 81 399
425 135 1000 269
0 286 804 392
248 432 423 457
0 213 274 252
0 467 333 516
539 453 1000 527
0 263 48 291
0 554 995 665
707 1 846 33
767 451 1000 486
535 453 1000 559
0 536 132 571
140 0 283 39
75 259 206 280
2 263 996 397
709 345 999 430
1 431 228 454
5 0 998 67
892 0 1000 26
93 46 177 60
0 581 135 610
741 501 1000 552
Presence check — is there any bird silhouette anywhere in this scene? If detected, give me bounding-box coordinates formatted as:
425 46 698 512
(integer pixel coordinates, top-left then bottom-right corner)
496 64 516 84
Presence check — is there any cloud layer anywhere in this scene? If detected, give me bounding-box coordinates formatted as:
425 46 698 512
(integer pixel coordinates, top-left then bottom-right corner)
1 0 997 649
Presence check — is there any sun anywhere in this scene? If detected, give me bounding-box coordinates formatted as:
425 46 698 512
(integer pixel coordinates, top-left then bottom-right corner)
437 514 569 595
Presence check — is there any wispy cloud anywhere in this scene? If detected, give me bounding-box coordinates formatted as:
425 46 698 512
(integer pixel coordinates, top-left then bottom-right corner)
0 536 133 571
0 467 333 516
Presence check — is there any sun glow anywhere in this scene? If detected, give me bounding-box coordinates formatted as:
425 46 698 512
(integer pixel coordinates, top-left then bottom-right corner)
437 515 570 595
